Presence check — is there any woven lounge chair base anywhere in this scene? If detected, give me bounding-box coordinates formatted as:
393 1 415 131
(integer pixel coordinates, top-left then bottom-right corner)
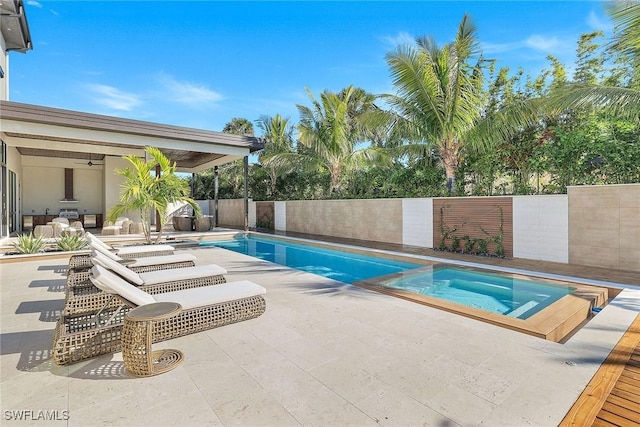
64 273 227 316
53 295 266 365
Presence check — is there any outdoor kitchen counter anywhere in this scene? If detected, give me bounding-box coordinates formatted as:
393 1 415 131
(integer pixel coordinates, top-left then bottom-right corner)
22 213 102 230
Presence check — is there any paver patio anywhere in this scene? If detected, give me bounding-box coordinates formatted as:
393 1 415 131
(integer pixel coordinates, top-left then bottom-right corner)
1 237 639 426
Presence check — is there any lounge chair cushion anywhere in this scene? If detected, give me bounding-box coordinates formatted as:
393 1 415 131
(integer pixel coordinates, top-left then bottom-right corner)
91 265 266 309
138 264 226 285
86 232 176 254
91 251 227 287
91 266 156 306
115 244 176 255
92 251 144 285
154 280 266 309
89 246 196 267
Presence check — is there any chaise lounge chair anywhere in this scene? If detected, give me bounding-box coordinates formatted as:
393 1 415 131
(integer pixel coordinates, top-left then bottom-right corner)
52 265 266 365
68 232 177 269
64 251 227 316
68 236 197 276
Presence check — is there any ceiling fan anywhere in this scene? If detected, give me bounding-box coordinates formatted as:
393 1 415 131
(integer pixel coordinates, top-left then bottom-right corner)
75 153 104 166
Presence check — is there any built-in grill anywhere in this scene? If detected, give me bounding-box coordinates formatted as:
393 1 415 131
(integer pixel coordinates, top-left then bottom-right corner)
59 209 80 220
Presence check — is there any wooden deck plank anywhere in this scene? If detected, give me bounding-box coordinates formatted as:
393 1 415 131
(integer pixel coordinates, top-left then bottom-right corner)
592 418 618 427
559 314 640 427
614 381 640 398
605 394 640 414
610 386 640 403
597 406 640 426
601 400 640 422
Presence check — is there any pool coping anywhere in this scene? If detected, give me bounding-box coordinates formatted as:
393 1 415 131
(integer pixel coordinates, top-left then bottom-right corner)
205 232 626 342
354 267 613 342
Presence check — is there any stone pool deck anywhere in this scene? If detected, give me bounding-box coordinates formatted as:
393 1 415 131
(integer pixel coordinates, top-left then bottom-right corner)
1 236 639 426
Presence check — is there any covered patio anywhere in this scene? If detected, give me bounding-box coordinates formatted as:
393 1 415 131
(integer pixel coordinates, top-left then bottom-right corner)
0 100 263 239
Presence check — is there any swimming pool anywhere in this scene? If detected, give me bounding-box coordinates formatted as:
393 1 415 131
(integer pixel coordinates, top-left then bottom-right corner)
372 265 576 319
200 235 422 283
202 234 608 341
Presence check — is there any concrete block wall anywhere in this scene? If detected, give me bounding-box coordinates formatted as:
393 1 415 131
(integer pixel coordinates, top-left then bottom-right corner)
222 183 639 272
285 199 403 244
217 199 246 228
568 184 640 272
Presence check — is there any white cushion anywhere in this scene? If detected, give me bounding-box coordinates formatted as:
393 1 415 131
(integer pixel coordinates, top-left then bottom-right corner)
91 251 145 285
90 243 121 261
153 280 266 309
128 253 196 267
138 264 227 285
115 244 176 255
91 265 155 306
86 233 113 252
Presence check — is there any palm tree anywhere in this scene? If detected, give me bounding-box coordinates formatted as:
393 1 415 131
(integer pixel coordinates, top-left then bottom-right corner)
297 85 386 194
549 2 640 117
222 117 254 136
255 114 294 196
384 14 487 195
108 146 201 244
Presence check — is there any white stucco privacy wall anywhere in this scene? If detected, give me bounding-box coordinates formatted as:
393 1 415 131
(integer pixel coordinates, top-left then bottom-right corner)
274 201 286 231
402 198 433 248
249 201 256 229
513 195 568 263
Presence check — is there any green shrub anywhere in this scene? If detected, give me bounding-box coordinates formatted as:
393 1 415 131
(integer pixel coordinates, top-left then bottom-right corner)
13 233 46 254
477 239 488 254
463 237 475 253
450 236 460 251
57 234 88 252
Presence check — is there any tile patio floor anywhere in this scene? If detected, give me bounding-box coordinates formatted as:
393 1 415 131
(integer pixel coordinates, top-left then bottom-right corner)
1 234 639 426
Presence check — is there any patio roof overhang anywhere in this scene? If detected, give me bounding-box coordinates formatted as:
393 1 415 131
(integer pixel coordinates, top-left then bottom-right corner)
0 101 265 172
1 0 32 53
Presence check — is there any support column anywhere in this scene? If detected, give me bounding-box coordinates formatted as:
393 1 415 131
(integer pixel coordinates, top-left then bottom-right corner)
243 156 249 232
213 166 219 227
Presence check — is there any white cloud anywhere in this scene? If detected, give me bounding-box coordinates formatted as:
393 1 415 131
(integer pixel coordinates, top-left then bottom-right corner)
525 35 561 52
155 73 224 108
380 31 415 48
587 10 613 32
26 1 42 7
85 84 142 111
481 41 526 55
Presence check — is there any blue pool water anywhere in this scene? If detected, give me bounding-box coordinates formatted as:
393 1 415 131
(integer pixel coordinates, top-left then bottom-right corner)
201 235 422 283
201 235 575 319
381 267 576 319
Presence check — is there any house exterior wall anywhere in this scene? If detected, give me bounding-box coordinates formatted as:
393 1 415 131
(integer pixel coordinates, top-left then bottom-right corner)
21 156 103 217
569 184 640 272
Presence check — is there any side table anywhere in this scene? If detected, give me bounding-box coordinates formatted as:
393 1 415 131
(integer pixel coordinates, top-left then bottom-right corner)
122 302 184 377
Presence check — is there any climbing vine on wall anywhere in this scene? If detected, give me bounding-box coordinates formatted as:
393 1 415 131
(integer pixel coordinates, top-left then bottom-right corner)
437 204 506 257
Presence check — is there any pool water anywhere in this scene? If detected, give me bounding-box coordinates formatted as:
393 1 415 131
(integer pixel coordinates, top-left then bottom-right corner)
202 235 576 320
380 266 576 319
201 235 422 283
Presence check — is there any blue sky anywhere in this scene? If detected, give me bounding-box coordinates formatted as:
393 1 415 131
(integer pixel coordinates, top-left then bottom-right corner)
9 1 614 135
